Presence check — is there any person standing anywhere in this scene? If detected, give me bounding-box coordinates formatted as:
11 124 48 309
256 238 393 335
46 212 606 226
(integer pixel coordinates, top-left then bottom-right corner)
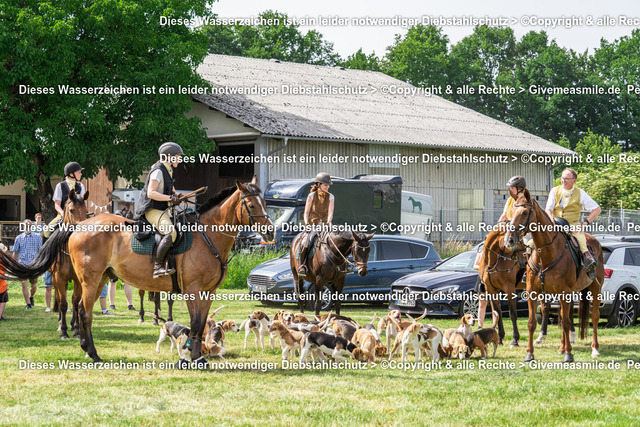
0 243 9 320
33 214 53 312
545 168 601 272
12 220 43 309
134 142 184 278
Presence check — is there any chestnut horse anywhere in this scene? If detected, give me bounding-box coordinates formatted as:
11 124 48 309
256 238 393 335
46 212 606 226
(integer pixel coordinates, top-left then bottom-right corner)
479 225 575 348
503 189 604 363
0 178 273 366
478 224 527 347
290 230 373 315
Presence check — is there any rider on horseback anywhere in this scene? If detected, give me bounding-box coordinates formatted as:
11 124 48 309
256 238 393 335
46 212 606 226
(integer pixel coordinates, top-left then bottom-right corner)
296 172 335 277
499 176 527 222
545 168 601 273
44 162 86 238
135 142 184 279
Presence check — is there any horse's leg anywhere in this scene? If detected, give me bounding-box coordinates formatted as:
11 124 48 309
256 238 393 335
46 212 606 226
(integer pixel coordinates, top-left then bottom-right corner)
333 276 345 316
77 275 109 363
507 291 520 347
560 299 573 362
182 296 213 368
589 281 601 358
71 279 82 338
569 299 576 344
167 298 174 322
138 289 145 323
524 285 537 362
153 292 160 326
314 277 325 316
53 267 70 339
294 274 305 314
535 300 550 345
489 295 505 345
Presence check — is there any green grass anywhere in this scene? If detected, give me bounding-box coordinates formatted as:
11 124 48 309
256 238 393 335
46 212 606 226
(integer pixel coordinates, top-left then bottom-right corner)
435 236 476 259
222 248 287 289
2 281 640 426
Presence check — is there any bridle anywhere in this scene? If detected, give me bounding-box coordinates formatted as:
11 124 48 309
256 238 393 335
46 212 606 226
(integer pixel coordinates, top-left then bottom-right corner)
327 234 370 271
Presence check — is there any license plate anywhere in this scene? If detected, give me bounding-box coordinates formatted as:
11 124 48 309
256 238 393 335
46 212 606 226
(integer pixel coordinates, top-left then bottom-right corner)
397 298 416 307
254 285 267 293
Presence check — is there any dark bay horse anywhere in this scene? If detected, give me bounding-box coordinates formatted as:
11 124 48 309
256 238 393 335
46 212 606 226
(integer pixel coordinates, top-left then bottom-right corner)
0 178 273 365
504 189 604 363
290 230 373 315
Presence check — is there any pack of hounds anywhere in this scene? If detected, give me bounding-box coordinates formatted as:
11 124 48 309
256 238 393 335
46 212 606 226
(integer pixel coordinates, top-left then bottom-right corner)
155 308 500 364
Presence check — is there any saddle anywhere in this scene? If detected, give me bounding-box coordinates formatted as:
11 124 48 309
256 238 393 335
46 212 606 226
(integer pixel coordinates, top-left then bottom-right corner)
553 217 597 280
130 215 194 293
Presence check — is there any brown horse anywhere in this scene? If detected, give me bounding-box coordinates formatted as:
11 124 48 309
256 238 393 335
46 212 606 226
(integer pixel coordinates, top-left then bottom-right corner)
503 189 604 363
480 226 576 349
290 230 373 315
49 189 90 339
0 178 273 366
478 224 526 347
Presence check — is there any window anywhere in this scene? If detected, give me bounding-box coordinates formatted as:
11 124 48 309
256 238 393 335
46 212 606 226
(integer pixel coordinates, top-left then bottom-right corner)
624 248 640 266
379 240 413 260
409 243 428 259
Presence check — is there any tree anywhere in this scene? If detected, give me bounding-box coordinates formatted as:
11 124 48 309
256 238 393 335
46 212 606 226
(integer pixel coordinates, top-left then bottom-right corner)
383 25 450 89
204 10 340 66
340 48 381 72
0 0 214 220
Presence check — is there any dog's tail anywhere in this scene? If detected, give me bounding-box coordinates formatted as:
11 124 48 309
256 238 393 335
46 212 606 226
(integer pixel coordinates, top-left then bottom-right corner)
317 310 333 331
151 314 168 324
239 317 250 331
208 305 225 320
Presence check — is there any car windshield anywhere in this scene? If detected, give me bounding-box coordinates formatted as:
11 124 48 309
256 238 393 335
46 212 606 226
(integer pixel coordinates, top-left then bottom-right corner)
267 207 295 227
433 250 477 272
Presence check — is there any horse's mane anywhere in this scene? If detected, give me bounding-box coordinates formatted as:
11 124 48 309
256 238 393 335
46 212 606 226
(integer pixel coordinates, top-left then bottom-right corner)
197 182 263 214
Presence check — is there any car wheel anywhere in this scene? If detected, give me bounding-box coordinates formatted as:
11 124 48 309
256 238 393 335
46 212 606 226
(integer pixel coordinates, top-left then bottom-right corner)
460 291 479 318
608 290 639 328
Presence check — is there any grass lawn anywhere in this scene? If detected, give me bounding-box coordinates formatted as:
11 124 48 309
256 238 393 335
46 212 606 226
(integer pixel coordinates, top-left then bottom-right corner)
2 282 640 426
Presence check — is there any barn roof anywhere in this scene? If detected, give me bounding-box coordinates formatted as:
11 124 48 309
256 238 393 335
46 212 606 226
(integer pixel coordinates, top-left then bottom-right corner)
195 55 572 155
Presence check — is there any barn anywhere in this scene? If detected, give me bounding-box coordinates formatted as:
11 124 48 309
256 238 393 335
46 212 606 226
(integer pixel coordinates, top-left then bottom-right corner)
183 54 574 238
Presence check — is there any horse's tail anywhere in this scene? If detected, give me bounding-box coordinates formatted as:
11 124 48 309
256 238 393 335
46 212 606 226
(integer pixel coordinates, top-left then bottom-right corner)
0 228 73 280
578 288 590 340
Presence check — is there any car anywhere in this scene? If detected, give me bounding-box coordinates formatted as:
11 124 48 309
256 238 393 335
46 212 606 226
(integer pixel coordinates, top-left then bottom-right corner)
388 248 529 318
593 234 640 243
543 241 640 328
247 235 441 310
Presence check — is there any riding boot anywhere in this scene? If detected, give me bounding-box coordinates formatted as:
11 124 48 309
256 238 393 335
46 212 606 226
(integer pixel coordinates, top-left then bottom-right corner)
298 245 309 276
583 251 596 272
154 234 176 279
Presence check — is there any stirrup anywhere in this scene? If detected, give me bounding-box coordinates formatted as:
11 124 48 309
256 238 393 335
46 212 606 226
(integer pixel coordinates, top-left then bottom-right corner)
153 263 176 279
298 265 308 276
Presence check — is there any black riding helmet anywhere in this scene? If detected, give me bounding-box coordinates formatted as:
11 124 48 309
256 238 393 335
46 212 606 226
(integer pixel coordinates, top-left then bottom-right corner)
315 172 332 185
64 162 84 177
506 176 526 189
158 142 184 157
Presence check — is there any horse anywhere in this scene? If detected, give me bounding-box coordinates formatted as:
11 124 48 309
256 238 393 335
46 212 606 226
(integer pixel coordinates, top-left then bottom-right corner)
138 290 173 325
479 225 576 348
290 230 373 315
407 196 422 214
478 223 527 348
0 177 273 366
49 189 90 339
503 189 604 363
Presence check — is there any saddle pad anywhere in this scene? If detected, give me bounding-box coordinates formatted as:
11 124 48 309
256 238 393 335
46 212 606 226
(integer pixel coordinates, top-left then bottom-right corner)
131 229 193 255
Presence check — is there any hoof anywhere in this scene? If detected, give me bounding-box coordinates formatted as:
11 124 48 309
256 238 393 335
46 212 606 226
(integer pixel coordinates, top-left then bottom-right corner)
60 334 69 340
563 353 574 363
510 341 519 348
175 358 191 370
138 318 144 324
524 353 534 363
153 321 159 326
570 331 576 344
592 348 600 358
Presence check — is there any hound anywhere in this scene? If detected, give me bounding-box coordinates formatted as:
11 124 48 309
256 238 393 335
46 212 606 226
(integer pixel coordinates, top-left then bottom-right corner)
269 320 305 360
239 310 273 349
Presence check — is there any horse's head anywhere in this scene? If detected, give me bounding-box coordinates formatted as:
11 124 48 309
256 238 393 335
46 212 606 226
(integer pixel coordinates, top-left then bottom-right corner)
504 189 534 251
350 231 374 276
64 189 90 223
236 176 275 243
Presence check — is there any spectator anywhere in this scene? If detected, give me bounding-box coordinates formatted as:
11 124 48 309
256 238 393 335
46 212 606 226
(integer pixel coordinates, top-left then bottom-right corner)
12 220 43 309
108 279 135 311
0 243 8 320
33 214 53 312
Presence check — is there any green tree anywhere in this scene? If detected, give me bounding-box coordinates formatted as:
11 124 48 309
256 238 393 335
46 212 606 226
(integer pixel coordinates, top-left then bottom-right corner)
340 48 381 71
383 25 450 89
0 0 213 220
204 10 340 66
